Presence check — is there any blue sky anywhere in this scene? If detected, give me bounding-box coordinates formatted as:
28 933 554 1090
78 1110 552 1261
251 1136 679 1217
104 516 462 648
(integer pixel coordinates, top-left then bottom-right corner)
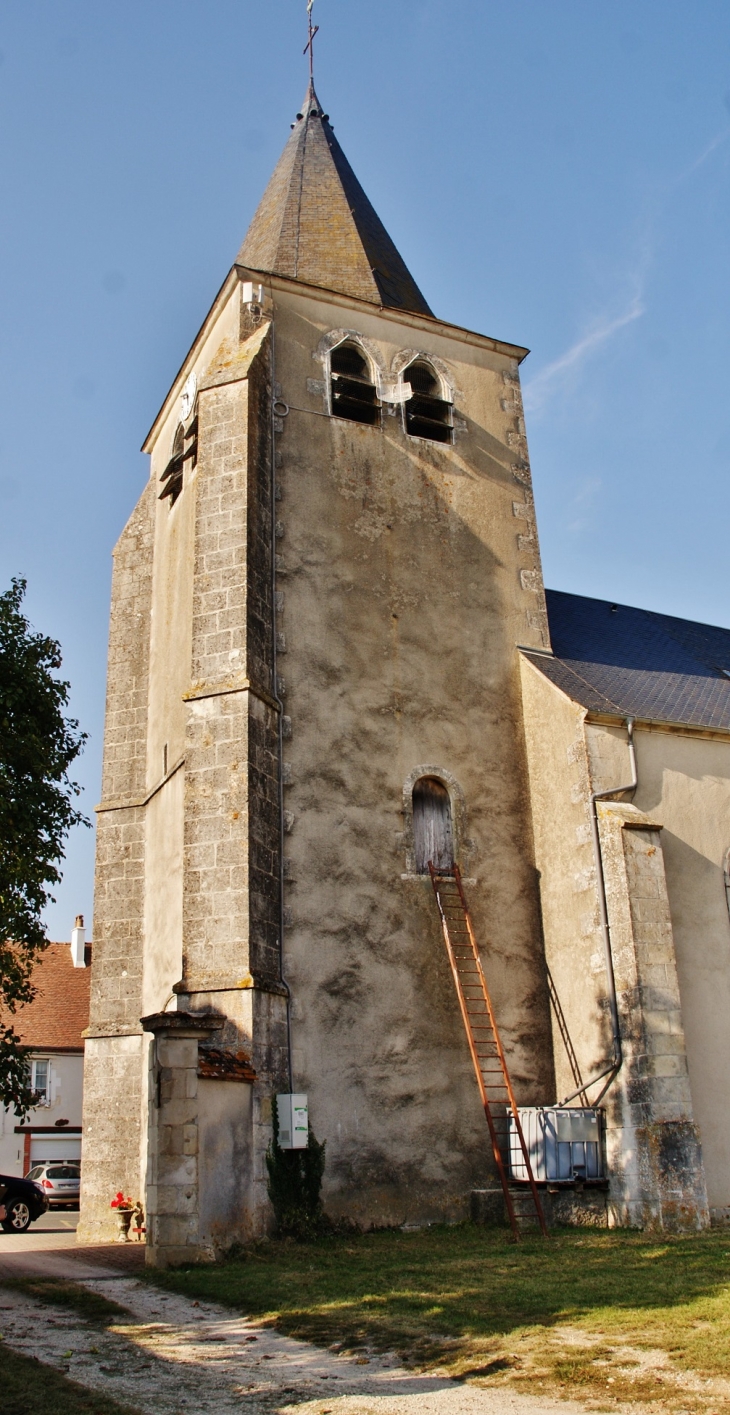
1 0 729 938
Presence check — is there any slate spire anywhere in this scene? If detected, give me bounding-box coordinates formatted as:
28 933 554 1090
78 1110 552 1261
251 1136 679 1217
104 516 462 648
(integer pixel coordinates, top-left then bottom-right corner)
237 83 433 316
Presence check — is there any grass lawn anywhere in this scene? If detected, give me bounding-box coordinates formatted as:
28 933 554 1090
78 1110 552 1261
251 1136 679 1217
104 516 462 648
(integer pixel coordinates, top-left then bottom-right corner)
143 1222 730 1411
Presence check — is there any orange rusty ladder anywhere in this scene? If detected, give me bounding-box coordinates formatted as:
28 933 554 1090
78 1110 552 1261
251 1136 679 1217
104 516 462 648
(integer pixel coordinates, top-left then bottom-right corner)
429 863 548 1239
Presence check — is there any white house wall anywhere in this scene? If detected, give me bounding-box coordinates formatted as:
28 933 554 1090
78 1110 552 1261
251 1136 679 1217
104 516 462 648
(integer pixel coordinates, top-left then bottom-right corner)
0 1053 84 1176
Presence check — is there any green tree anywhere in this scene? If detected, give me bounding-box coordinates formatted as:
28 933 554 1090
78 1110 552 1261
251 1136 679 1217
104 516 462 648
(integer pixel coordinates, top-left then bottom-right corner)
0 579 87 1115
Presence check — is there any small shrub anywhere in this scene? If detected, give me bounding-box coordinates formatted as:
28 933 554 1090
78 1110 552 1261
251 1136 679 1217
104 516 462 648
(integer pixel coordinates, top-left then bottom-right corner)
266 1096 327 1239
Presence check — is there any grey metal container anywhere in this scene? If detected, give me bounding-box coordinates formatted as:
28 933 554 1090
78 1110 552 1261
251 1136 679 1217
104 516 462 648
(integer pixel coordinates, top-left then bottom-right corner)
509 1107 605 1184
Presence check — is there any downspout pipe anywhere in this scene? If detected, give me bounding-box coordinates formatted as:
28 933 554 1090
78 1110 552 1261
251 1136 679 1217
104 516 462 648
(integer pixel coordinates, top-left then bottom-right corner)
268 294 293 1094
559 717 637 1107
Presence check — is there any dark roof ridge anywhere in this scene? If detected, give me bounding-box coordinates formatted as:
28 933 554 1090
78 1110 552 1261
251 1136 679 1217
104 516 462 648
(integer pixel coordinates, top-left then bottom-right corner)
547 586 730 642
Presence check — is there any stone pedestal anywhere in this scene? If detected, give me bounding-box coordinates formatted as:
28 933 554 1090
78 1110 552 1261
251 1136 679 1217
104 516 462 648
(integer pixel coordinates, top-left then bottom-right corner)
142 1010 223 1267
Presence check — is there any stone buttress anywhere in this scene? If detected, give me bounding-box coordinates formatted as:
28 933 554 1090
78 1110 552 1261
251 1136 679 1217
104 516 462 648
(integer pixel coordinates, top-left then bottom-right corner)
78 487 156 1242
81 321 288 1260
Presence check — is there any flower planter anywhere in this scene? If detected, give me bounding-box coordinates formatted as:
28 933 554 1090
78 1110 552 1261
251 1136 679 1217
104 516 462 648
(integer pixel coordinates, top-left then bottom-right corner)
115 1208 133 1242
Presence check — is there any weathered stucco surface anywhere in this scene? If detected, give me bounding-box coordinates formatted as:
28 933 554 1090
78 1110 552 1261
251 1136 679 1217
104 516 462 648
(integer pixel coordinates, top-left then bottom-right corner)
609 725 730 1220
82 264 558 1253
520 658 715 1230
84 246 730 1251
518 658 606 1099
262 279 554 1226
597 802 708 1231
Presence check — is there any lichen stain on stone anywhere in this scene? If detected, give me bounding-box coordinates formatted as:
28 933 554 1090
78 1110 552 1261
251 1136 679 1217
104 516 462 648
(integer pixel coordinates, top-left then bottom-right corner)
329 425 452 540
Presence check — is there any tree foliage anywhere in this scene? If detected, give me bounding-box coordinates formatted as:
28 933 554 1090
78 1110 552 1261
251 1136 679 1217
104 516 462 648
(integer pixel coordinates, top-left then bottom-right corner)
0 578 87 1114
266 1096 327 1238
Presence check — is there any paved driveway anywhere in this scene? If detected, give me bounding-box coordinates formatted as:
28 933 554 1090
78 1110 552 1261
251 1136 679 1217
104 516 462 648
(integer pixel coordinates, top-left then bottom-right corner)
0 1209 145 1280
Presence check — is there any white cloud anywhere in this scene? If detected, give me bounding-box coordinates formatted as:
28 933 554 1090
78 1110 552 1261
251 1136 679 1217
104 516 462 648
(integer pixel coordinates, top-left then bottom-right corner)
523 293 644 415
522 122 729 419
676 127 729 183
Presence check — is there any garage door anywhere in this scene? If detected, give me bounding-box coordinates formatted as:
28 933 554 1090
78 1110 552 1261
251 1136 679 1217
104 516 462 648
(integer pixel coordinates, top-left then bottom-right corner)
30 1137 81 1164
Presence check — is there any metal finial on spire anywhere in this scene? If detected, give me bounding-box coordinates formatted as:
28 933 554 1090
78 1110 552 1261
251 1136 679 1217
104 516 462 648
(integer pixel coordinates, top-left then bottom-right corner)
304 0 319 82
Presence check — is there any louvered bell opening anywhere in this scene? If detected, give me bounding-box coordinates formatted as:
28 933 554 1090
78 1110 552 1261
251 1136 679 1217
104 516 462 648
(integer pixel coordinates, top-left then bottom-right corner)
331 343 380 427
183 416 199 472
159 417 198 505
405 361 452 444
159 458 184 504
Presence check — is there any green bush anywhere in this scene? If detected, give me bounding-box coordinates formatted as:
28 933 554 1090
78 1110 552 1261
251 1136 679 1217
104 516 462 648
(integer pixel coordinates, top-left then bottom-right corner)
266 1096 327 1239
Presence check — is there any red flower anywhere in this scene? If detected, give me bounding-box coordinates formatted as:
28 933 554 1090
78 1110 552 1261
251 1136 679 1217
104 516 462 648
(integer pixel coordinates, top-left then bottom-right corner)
110 1191 133 1209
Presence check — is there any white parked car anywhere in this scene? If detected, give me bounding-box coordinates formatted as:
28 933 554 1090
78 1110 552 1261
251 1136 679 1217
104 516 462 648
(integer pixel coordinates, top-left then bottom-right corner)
25 1163 80 1208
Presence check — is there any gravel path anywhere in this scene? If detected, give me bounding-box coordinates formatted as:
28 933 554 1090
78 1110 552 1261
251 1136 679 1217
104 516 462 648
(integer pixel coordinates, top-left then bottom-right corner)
0 1272 602 1415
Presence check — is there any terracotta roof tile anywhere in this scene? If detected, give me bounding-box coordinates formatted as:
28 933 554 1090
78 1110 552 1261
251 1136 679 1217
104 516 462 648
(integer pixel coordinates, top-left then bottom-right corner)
10 944 92 1052
237 82 432 316
197 1047 256 1083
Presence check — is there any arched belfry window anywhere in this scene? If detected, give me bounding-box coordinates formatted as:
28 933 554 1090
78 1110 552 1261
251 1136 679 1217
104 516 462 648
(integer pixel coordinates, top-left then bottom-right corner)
160 413 198 506
330 342 380 426
404 360 452 444
413 776 454 874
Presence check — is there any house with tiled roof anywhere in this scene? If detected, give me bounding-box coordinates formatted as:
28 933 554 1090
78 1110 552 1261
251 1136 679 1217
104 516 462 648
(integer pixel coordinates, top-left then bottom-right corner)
0 919 91 1176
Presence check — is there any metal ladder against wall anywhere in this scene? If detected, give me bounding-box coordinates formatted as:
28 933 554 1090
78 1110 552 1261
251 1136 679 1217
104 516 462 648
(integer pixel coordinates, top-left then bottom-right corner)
428 864 549 1239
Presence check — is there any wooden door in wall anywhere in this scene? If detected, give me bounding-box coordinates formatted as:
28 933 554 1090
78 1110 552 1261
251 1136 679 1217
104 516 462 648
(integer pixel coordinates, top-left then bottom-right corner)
413 777 454 874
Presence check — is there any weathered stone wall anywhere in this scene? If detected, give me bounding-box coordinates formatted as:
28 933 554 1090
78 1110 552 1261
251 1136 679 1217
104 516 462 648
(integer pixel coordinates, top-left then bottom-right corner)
79 485 156 1242
88 270 559 1246
520 671 710 1231
144 1015 259 1267
181 324 279 994
160 320 286 1250
268 282 555 1227
618 727 730 1223
599 804 709 1231
145 1025 202 1266
197 1077 255 1248
79 1034 148 1240
518 657 605 1100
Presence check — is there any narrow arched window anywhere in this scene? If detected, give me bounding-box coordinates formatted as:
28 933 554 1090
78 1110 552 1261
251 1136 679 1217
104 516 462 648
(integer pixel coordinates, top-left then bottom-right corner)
413 776 454 874
330 342 380 426
404 360 452 444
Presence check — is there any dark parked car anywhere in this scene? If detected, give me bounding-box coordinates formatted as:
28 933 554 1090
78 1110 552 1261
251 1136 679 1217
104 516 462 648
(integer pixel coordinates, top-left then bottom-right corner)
0 1173 49 1232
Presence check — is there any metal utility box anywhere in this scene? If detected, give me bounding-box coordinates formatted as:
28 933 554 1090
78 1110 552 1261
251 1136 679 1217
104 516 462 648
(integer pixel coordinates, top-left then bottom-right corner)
509 1107 605 1184
276 1093 309 1150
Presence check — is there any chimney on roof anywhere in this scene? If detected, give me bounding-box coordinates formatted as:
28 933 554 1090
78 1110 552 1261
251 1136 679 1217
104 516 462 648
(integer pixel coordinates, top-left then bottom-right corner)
71 915 86 969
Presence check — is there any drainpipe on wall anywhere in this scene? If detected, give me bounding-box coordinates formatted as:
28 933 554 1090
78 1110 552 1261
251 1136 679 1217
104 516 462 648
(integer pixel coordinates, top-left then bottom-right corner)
269 294 294 1094
559 717 637 1106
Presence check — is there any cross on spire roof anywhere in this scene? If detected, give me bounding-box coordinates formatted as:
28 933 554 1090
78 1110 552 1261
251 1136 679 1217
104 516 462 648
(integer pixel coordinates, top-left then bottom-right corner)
304 0 319 82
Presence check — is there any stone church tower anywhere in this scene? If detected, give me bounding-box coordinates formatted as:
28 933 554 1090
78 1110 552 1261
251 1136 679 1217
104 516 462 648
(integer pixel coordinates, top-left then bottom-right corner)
78 82 556 1262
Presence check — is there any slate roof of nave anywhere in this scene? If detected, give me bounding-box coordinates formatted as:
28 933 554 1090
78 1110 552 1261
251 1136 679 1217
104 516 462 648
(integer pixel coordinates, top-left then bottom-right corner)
237 81 433 317
523 589 730 732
